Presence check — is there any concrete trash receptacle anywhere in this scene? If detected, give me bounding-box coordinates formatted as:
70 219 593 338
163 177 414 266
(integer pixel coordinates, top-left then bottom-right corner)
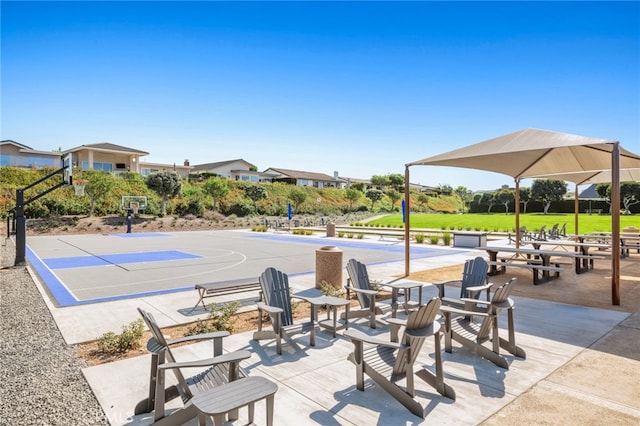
326 222 336 237
316 245 343 289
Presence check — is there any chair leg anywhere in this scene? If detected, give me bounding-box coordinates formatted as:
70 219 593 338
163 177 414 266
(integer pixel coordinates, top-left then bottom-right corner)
266 394 275 426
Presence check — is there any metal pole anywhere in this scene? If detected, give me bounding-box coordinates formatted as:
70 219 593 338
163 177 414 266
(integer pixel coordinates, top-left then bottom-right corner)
404 165 411 277
127 211 132 233
611 143 621 305
15 189 26 266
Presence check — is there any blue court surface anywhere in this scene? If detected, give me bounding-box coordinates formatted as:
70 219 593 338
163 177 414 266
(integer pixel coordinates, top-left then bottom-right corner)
25 230 464 307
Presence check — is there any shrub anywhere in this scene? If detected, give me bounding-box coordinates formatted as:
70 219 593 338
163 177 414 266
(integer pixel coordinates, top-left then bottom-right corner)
187 301 241 335
357 233 364 239
338 231 345 238
442 232 452 246
429 235 440 245
96 319 145 354
414 233 425 243
318 280 342 297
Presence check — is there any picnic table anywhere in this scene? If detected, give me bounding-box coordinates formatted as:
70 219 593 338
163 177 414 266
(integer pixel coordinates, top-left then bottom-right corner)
575 233 640 258
529 240 611 272
476 245 604 285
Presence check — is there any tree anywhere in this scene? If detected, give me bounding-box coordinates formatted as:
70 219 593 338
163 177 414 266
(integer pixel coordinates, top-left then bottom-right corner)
145 171 182 216
519 187 531 213
289 187 307 213
350 182 365 192
203 177 229 212
454 186 473 213
416 193 429 211
599 181 640 214
344 188 361 211
437 184 453 195
370 175 390 188
621 182 640 214
480 192 496 213
494 189 515 214
531 179 567 214
82 170 118 217
387 173 404 191
365 188 384 209
244 184 267 212
595 183 612 214
386 189 402 210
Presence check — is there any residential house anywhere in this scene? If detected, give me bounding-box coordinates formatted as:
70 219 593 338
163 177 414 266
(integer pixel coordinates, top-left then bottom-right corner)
0 140 62 168
264 168 347 188
64 143 150 175
191 159 276 183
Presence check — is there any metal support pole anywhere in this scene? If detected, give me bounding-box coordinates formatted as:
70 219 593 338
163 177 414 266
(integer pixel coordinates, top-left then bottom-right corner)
15 189 26 266
127 211 132 233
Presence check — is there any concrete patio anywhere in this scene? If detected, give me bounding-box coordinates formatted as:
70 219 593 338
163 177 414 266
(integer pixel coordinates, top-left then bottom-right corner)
24 232 640 425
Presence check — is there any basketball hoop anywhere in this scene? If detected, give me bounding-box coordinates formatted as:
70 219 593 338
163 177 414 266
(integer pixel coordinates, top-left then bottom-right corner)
72 179 87 196
130 202 139 216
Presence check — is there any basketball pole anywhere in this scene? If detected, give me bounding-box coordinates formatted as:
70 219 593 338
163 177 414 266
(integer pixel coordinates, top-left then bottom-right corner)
13 165 70 266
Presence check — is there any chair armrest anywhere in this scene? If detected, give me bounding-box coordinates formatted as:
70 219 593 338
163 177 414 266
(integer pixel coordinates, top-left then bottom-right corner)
166 331 230 346
465 283 492 294
344 329 403 350
347 287 378 297
386 317 407 327
432 279 461 297
439 305 492 318
158 350 252 370
256 302 284 315
432 279 461 287
440 297 465 308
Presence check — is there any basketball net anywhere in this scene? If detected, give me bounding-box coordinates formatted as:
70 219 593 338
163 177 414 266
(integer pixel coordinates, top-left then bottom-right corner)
73 180 87 197
130 203 139 215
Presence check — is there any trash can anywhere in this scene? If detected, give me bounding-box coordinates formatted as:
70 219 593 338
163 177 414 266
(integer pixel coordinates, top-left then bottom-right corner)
315 245 343 290
326 222 336 237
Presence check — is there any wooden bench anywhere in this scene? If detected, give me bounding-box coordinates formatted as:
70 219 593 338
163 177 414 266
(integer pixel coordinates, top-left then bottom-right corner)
194 278 261 310
487 260 563 285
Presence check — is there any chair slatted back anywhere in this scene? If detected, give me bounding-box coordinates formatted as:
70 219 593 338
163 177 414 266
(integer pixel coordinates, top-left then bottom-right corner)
392 298 441 377
460 257 489 299
260 267 295 327
137 307 190 395
346 258 373 309
476 278 517 340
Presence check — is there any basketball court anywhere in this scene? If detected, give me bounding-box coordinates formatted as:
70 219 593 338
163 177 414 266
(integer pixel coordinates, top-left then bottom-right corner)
25 230 467 307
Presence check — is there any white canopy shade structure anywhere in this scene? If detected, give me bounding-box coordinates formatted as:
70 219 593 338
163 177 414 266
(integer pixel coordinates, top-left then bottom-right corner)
404 128 640 305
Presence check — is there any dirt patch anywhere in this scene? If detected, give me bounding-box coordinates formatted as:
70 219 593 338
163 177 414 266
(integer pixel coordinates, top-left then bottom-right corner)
76 265 467 366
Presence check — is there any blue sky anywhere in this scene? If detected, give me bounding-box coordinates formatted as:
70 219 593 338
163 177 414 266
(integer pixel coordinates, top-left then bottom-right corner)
2 1 639 191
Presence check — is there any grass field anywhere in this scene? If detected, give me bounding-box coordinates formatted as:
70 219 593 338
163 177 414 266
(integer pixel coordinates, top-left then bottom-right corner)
365 212 638 234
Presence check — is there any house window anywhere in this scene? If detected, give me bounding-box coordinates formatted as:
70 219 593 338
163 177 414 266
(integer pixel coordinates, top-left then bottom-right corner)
1 154 58 168
81 161 113 172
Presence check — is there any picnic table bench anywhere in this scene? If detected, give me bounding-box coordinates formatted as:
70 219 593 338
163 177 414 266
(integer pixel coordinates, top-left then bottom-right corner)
194 278 261 309
486 257 565 285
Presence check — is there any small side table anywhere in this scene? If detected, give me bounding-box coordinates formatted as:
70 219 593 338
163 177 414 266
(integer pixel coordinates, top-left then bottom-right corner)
383 280 425 317
311 295 350 337
191 376 278 426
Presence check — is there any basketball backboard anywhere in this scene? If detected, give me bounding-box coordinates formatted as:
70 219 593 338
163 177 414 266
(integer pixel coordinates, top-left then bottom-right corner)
121 196 148 212
62 153 73 185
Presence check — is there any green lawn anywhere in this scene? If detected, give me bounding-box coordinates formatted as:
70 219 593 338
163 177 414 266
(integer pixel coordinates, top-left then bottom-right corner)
365 212 638 234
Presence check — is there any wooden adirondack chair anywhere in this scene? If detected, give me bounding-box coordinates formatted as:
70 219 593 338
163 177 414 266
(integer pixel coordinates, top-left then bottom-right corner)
432 256 491 303
344 298 456 419
440 277 526 369
253 267 317 355
548 223 560 239
136 307 252 425
530 225 547 241
344 258 394 329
